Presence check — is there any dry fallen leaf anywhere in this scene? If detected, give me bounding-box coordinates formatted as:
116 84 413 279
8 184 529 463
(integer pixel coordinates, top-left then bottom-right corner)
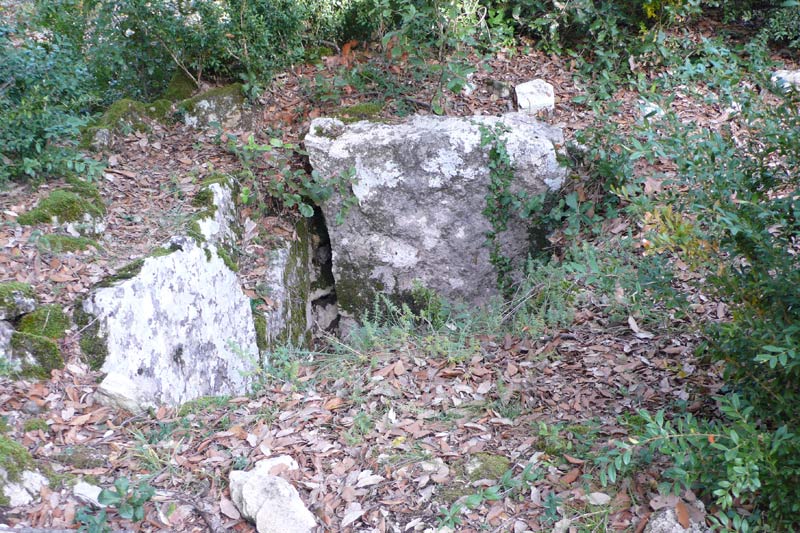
675 500 690 529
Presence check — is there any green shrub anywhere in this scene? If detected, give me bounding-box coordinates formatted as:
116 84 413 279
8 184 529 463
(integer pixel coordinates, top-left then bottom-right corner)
34 0 307 101
0 25 100 184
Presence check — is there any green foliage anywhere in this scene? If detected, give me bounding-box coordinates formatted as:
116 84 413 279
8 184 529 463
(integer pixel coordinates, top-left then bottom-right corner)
226 133 356 221
374 0 490 112
98 477 155 522
34 0 307 100
76 477 154 531
0 25 100 184
437 462 542 527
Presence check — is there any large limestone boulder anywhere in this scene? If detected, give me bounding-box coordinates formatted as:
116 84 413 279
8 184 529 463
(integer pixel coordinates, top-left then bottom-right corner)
179 84 253 130
76 237 259 411
305 113 566 316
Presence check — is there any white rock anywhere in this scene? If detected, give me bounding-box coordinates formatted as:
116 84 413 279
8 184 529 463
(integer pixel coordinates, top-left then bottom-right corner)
305 113 566 316
96 372 146 414
1 470 48 507
644 508 709 533
73 481 103 507
197 182 238 246
772 69 800 91
586 492 611 505
229 458 316 533
0 321 12 360
638 100 665 121
79 238 259 410
515 79 555 114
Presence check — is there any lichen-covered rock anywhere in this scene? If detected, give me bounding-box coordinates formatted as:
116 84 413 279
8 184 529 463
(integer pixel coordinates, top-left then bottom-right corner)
180 84 252 130
305 113 566 316
0 436 35 506
0 282 36 320
1 469 48 507
260 220 313 351
193 179 238 247
229 456 317 533
77 237 259 411
80 98 173 150
8 331 63 379
17 304 70 339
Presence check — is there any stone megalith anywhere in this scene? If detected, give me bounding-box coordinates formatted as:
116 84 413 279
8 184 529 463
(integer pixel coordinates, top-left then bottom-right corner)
76 237 259 411
304 113 566 316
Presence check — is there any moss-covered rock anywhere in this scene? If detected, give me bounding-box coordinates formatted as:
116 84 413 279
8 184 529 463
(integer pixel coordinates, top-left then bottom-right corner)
465 453 511 482
36 234 101 253
17 183 105 226
0 282 36 321
0 436 33 483
17 305 70 340
73 299 107 371
162 70 198 102
9 332 63 379
80 98 175 149
335 101 385 123
179 84 250 130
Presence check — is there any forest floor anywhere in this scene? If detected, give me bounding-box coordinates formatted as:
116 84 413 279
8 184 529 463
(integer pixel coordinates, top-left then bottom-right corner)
1 20 794 532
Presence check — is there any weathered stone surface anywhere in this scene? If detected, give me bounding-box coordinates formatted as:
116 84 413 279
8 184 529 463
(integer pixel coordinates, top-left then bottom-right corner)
0 469 48 507
180 84 252 130
0 282 36 320
197 182 238 246
0 321 12 360
229 456 316 533
73 481 103 507
8 331 64 379
305 113 566 315
260 220 313 350
772 69 800 91
644 508 708 533
78 237 259 411
515 79 555 114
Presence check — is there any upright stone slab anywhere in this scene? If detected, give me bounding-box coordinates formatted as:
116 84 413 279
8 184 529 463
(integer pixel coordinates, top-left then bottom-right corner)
305 113 566 316
77 237 259 411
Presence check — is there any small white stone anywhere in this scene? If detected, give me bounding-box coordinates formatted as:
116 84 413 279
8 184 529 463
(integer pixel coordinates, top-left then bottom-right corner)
772 69 800 91
73 481 104 507
515 79 555 114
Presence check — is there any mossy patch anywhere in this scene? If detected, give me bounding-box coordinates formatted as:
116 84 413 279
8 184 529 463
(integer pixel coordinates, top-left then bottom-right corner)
0 282 36 320
466 453 511 482
17 304 70 340
73 300 108 371
52 446 106 469
253 310 267 354
217 246 238 272
0 436 33 482
80 98 175 148
304 45 334 64
36 234 100 253
335 102 385 123
162 70 198 102
9 332 64 379
18 181 105 226
23 418 49 433
179 84 245 115
177 395 230 417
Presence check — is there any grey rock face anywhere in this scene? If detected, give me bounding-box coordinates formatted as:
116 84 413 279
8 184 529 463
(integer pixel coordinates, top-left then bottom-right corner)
0 283 36 321
305 113 566 316
229 456 317 533
81 237 259 411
